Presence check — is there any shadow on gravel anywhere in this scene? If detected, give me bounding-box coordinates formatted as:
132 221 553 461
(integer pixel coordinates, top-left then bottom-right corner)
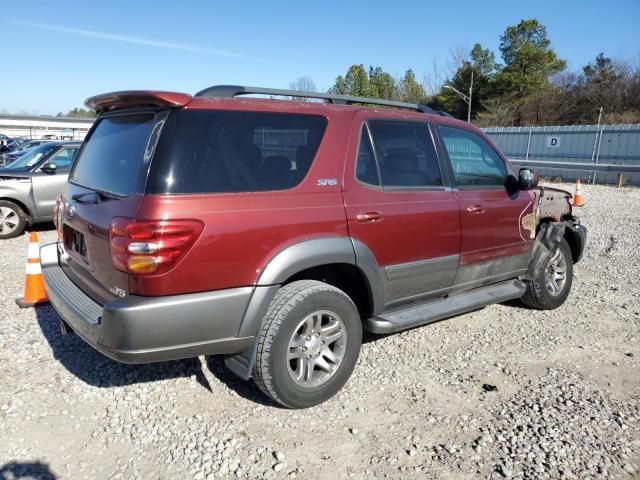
501 299 527 308
32 303 408 408
33 304 277 404
34 305 209 390
27 222 55 233
363 330 390 344
205 357 278 407
0 461 56 479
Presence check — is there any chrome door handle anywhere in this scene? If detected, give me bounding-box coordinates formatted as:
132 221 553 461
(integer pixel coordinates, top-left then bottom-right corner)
466 205 486 214
356 211 383 223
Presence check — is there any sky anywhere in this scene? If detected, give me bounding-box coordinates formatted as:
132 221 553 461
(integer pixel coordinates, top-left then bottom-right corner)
1 0 638 115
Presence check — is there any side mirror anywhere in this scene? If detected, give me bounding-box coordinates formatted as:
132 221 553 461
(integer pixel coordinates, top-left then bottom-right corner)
518 168 539 189
41 163 57 174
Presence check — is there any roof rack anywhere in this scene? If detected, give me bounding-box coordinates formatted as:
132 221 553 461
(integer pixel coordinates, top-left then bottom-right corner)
194 85 450 116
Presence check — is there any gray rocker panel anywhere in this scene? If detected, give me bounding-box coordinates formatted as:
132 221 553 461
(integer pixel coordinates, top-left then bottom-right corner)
365 279 525 334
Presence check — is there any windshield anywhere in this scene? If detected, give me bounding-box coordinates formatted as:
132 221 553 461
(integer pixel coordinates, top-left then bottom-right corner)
3 143 58 171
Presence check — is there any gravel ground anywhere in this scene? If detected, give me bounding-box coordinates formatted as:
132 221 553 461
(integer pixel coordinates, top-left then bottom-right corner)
1 183 639 480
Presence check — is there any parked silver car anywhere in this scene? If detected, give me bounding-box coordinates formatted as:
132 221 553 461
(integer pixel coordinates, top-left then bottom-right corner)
0 141 80 239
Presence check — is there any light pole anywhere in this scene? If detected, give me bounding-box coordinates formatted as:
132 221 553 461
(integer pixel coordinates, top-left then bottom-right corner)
591 106 604 184
444 70 474 123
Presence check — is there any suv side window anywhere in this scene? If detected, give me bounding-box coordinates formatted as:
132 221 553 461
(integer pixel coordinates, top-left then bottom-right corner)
439 126 507 187
147 110 327 194
355 127 380 187
368 121 442 187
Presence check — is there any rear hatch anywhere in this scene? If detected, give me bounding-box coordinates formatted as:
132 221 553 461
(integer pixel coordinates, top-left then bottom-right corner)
61 111 165 304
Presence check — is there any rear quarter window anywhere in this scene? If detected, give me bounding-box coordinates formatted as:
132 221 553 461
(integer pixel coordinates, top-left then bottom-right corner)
146 110 327 194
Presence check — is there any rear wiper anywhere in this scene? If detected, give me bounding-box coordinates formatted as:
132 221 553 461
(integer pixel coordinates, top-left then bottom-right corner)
72 189 119 204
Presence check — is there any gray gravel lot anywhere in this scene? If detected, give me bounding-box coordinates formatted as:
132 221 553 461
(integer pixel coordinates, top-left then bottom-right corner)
1 183 639 480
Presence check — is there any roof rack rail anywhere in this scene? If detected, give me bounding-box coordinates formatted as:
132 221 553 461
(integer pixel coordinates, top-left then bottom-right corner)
194 85 449 116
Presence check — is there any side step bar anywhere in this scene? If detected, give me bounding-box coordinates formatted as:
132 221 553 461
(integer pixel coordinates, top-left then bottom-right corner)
364 279 526 334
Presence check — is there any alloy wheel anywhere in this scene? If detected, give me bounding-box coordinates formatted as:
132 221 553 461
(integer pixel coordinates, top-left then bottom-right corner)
0 206 20 235
286 310 347 388
545 247 568 296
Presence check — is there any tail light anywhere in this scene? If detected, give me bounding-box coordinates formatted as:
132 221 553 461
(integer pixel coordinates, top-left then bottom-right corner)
109 217 203 275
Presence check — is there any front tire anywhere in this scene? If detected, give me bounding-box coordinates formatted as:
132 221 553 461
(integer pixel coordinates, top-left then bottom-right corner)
521 238 573 310
252 280 362 408
0 200 27 239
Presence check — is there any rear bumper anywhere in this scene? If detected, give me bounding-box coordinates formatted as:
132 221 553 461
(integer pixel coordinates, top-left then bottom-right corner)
40 242 254 364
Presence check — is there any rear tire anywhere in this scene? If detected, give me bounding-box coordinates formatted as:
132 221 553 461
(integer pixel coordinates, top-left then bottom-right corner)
252 280 362 408
0 200 27 239
521 238 573 310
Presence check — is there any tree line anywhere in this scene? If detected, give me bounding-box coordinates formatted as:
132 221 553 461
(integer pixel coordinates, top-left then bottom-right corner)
294 19 640 127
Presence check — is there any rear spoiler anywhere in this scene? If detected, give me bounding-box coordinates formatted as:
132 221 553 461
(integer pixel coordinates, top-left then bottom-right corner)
85 91 192 114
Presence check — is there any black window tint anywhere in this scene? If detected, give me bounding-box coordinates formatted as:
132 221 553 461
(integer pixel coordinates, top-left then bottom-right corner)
368 121 442 187
439 126 507 187
147 110 327 194
70 114 156 196
355 127 380 186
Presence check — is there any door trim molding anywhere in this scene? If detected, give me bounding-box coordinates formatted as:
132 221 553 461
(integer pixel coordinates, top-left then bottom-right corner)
384 254 459 281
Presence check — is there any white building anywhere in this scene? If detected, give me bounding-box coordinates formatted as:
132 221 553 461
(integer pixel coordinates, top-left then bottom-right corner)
0 114 94 140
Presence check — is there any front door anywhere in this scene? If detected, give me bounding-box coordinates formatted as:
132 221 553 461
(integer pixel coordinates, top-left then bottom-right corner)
342 116 461 310
436 125 535 293
32 146 79 218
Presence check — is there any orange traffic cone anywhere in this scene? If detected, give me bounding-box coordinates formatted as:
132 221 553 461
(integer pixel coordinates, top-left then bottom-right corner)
16 232 49 308
572 179 585 207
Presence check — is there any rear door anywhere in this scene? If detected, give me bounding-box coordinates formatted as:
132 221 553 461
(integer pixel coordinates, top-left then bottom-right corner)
32 145 79 218
61 112 161 304
342 114 461 310
435 125 535 292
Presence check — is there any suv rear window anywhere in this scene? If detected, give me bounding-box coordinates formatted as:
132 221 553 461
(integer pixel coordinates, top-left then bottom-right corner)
368 121 442 187
70 113 156 196
146 110 327 194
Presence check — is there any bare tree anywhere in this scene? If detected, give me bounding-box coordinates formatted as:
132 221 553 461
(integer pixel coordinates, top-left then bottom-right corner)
287 76 318 102
476 96 518 127
423 58 444 96
289 76 317 92
447 45 470 77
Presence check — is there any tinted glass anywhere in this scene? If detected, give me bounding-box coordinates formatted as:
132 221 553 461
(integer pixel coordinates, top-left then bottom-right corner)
368 121 442 187
355 128 380 186
439 126 507 187
70 114 155 196
47 147 78 170
147 110 327 194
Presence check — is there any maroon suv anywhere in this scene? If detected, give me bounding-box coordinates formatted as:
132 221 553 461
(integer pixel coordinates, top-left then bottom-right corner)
41 85 586 408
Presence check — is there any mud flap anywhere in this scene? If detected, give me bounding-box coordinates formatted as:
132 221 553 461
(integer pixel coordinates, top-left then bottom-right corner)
525 222 565 280
224 342 259 381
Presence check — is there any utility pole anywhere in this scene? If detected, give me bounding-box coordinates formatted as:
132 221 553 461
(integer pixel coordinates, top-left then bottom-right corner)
444 69 474 123
468 70 473 123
